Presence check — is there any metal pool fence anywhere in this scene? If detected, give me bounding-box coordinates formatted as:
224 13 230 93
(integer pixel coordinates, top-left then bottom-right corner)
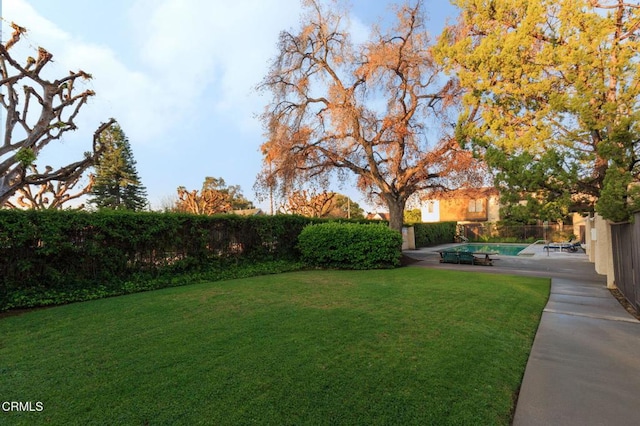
458 223 569 242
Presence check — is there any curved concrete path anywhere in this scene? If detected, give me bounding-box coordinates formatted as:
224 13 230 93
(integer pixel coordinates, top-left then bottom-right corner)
404 246 640 426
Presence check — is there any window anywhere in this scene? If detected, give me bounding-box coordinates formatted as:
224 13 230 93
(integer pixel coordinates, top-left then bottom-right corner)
468 199 484 213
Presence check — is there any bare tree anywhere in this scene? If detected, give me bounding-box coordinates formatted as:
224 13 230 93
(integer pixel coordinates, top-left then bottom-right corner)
280 189 364 218
0 23 114 206
3 165 94 210
256 0 483 231
174 177 253 215
280 190 336 217
175 186 233 215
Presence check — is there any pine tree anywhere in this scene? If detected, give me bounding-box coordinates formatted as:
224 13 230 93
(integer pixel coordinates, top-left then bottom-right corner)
89 122 148 211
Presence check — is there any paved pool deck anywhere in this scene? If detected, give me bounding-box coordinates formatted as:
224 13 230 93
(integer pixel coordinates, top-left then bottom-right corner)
404 244 640 426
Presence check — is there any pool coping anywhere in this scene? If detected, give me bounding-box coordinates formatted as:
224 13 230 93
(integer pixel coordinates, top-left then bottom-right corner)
420 242 588 259
440 242 530 257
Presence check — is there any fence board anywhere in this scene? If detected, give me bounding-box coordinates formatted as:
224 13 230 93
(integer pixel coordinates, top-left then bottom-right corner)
611 213 640 311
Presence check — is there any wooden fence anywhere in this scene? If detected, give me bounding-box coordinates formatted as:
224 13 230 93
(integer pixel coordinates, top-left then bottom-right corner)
610 212 640 311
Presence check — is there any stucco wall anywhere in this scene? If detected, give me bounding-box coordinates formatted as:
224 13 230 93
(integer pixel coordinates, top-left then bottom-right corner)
488 195 501 223
439 198 488 222
420 201 440 223
584 214 615 288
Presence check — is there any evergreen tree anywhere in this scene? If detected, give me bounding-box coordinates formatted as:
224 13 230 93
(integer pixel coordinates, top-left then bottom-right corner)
89 122 148 211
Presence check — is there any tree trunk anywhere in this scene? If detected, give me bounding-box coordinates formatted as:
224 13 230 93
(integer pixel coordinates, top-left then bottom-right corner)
383 194 407 234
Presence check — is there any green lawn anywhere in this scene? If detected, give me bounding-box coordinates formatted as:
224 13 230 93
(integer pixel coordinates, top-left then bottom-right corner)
0 268 549 425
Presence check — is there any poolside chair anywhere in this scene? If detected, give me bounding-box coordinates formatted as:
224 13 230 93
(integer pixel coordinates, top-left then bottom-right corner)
544 237 581 253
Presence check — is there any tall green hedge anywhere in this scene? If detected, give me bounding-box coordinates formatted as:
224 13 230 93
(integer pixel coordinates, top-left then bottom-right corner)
413 222 457 247
0 210 321 311
1 210 440 311
298 222 402 269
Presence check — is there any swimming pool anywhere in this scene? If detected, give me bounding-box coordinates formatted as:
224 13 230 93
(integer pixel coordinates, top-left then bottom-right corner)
449 243 529 256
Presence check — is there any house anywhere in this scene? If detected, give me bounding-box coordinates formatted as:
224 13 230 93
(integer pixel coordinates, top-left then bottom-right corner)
420 188 500 223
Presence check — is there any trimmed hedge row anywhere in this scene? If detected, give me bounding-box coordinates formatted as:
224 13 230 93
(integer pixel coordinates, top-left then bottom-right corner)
413 222 457 247
0 210 404 311
1 210 438 310
298 222 402 269
0 210 323 311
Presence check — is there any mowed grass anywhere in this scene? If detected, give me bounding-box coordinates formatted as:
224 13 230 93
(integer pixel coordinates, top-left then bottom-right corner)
0 268 549 425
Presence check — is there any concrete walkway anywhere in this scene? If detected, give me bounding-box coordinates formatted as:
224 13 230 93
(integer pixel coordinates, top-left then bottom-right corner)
404 245 640 426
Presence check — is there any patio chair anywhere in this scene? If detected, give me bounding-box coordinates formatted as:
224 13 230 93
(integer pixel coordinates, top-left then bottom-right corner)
544 237 581 253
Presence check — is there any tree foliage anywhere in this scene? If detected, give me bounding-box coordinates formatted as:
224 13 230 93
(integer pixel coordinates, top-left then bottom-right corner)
330 193 365 219
89 122 148 211
437 0 640 222
175 177 253 215
0 23 114 206
257 0 484 231
404 208 422 223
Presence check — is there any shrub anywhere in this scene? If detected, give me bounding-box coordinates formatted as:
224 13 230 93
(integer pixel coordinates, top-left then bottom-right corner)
297 222 402 269
413 222 456 247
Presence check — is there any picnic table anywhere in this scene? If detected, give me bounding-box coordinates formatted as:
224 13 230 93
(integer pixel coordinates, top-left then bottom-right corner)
438 250 495 266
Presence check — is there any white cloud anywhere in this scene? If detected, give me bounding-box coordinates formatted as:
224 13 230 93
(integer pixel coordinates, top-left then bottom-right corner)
3 0 69 44
129 0 301 118
2 0 392 210
4 0 166 147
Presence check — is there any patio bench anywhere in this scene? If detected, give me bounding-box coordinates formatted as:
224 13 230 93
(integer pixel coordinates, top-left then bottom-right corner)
440 251 461 264
458 252 476 265
439 250 494 266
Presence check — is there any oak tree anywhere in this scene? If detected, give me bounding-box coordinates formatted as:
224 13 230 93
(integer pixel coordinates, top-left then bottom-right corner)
0 23 114 206
257 0 483 232
437 0 640 222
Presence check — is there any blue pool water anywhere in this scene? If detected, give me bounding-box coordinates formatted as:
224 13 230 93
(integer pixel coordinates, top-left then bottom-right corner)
450 243 528 256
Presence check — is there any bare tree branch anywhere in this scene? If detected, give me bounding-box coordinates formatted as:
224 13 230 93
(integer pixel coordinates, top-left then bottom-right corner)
0 23 111 206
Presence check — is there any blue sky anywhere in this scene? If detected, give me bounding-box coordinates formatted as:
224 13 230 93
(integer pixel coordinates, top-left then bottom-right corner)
2 0 459 212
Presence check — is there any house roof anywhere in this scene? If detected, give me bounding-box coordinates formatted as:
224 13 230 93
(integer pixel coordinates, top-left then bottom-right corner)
366 212 390 221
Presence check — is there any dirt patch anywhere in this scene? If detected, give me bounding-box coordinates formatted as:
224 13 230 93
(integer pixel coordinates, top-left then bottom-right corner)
609 288 640 321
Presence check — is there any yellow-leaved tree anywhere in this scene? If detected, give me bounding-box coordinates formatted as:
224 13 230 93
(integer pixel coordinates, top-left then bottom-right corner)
437 0 640 222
